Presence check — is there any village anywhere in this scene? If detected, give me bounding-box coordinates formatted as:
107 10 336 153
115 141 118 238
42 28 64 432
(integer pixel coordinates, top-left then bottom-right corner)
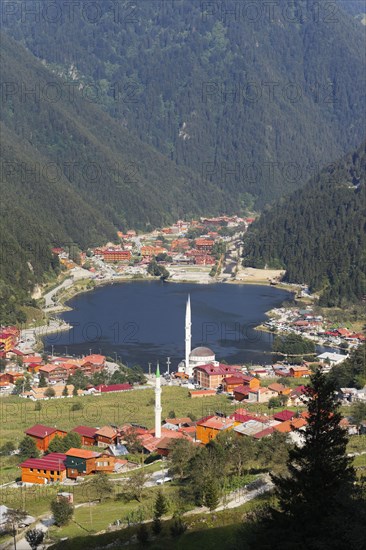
1 322 365 548
0 215 365 548
47 214 251 294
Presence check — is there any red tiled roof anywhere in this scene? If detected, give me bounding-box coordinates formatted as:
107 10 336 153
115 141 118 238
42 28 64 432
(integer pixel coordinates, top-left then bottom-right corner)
234 413 257 423
223 376 246 385
253 427 275 439
275 418 307 433
25 424 60 438
198 416 234 430
20 453 66 471
274 410 296 422
23 356 43 364
82 354 105 365
195 363 239 376
241 375 255 383
164 417 193 426
234 385 251 395
65 448 100 459
268 383 287 393
72 426 97 438
189 389 216 396
291 385 307 396
95 426 117 438
39 364 59 373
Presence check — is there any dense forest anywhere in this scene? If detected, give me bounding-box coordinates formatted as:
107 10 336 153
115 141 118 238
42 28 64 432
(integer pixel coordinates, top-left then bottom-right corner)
242 142 366 306
3 0 366 207
0 32 229 323
1 1 366 321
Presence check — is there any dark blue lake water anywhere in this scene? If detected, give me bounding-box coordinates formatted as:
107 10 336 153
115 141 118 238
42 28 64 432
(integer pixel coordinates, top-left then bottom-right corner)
44 282 294 370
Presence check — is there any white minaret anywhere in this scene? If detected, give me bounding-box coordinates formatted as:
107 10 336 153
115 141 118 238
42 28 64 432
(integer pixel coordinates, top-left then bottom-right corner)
154 362 162 438
185 294 192 376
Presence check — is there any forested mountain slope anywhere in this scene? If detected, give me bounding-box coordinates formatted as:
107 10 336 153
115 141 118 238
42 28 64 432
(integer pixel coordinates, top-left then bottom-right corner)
4 0 366 207
242 142 366 306
0 32 229 323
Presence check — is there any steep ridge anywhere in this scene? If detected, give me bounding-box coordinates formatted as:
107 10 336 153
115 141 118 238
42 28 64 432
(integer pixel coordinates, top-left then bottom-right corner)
242 142 366 306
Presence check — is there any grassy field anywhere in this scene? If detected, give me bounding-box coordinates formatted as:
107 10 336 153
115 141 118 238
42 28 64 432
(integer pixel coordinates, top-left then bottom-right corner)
48 493 272 550
0 387 232 447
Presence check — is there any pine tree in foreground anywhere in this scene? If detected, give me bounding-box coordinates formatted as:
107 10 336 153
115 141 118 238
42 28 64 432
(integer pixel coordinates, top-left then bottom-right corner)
273 369 355 522
153 490 168 534
239 370 366 550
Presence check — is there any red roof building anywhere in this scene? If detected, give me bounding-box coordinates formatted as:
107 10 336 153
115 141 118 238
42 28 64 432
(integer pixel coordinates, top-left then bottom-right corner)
20 453 67 484
195 238 214 252
72 426 98 446
273 410 296 422
193 363 241 389
25 425 67 452
233 385 251 401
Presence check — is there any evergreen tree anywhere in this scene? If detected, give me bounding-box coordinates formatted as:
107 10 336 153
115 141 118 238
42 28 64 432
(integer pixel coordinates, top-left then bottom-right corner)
273 370 354 519
247 370 366 549
44 387 55 398
19 436 39 460
153 490 168 533
204 479 220 511
51 497 73 526
25 529 44 550
62 385 68 397
38 373 47 388
47 435 65 454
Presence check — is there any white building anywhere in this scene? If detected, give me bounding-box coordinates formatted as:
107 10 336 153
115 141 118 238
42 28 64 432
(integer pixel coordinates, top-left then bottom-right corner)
317 352 348 366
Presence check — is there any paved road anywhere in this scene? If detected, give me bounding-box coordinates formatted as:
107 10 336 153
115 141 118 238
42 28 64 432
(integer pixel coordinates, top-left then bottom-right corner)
43 278 73 308
43 267 92 308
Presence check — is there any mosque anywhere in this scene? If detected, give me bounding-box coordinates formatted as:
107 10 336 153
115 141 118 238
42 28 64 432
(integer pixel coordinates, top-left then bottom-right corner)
177 295 218 378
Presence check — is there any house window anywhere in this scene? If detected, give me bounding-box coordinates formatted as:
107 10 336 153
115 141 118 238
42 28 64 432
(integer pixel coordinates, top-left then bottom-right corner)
30 468 33 472
51 471 54 475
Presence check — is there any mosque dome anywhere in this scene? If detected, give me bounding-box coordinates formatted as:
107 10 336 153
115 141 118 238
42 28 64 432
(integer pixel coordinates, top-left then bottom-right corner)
189 347 215 360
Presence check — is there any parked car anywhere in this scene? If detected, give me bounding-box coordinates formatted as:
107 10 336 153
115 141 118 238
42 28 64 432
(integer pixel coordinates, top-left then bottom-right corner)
156 476 172 485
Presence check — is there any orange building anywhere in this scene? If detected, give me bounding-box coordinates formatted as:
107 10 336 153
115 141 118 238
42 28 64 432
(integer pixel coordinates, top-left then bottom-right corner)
72 426 97 446
289 366 311 378
25 425 68 452
101 249 131 262
195 238 214 252
0 333 14 353
65 448 101 478
222 375 248 393
196 416 234 444
95 426 118 447
20 453 67 484
39 364 68 383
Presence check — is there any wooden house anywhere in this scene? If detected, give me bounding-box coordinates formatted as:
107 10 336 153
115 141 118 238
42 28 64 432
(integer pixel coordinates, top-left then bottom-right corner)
95 426 118 447
25 424 67 452
20 453 67 484
72 426 97 446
